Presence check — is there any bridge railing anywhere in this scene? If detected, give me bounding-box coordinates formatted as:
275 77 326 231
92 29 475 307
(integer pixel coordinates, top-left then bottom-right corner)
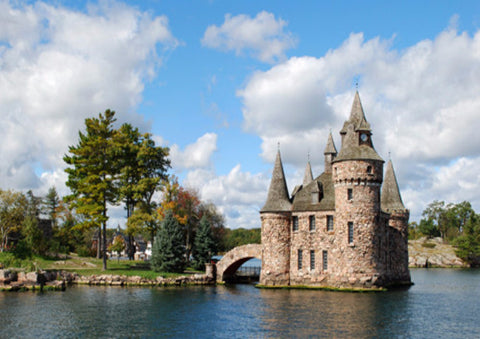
236 266 261 277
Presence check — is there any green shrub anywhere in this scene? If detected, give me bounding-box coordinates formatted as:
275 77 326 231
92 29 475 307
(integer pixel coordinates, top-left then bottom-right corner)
76 245 94 257
12 240 33 259
421 242 436 248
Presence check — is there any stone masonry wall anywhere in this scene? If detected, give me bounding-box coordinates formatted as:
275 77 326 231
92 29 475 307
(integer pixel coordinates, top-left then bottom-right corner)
289 210 337 286
260 212 291 286
386 211 411 283
329 159 386 287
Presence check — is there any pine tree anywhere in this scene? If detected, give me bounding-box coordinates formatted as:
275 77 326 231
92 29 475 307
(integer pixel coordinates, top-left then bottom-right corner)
151 210 186 273
118 125 170 258
64 110 119 270
192 215 215 271
44 186 60 228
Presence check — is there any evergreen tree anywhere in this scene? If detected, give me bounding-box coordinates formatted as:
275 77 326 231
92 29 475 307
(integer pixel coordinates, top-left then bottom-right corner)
64 109 120 270
192 215 215 271
151 210 186 273
118 125 170 258
44 186 60 228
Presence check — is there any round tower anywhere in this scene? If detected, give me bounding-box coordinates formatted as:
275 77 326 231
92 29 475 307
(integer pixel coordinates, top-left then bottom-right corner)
381 159 411 284
259 150 291 286
332 91 385 287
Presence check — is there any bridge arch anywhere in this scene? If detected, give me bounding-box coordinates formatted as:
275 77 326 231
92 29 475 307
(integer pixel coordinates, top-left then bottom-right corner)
216 244 262 283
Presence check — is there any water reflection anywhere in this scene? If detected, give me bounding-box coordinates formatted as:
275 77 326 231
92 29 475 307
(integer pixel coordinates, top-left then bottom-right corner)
1 270 480 338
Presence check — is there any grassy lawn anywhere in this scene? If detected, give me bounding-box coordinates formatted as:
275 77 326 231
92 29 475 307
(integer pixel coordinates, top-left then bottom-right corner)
0 252 199 280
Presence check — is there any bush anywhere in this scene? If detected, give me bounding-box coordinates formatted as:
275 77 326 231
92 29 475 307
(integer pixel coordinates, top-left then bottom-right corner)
12 240 32 260
76 245 94 258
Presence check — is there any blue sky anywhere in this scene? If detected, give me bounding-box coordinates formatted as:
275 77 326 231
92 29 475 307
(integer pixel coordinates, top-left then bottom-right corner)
2 0 480 229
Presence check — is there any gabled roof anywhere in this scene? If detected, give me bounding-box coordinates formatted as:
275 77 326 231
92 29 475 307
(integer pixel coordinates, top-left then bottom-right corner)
292 172 335 212
261 150 291 212
324 132 337 154
303 161 313 186
381 160 406 212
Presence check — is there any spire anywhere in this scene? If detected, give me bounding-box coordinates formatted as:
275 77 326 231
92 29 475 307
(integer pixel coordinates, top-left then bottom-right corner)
340 91 371 134
324 132 337 173
261 150 291 212
324 131 337 154
303 161 313 186
335 91 383 163
381 160 406 212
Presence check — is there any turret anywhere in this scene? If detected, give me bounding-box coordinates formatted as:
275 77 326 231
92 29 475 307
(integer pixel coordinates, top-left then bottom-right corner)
382 159 411 284
324 132 337 173
260 149 291 286
332 91 385 285
303 161 313 186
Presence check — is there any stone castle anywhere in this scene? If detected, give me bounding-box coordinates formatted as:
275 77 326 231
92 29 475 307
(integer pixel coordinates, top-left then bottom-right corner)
260 91 411 289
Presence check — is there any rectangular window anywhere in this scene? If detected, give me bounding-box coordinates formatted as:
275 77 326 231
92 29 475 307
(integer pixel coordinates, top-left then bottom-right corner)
310 250 315 270
293 216 299 231
347 188 353 200
298 249 303 270
327 215 334 231
348 222 354 244
322 250 328 271
309 215 315 231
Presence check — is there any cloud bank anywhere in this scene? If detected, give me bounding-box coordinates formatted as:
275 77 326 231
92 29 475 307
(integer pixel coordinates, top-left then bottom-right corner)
0 0 177 195
235 26 480 223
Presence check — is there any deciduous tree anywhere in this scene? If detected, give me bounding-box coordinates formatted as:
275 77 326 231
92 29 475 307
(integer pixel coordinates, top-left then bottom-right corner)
0 189 27 252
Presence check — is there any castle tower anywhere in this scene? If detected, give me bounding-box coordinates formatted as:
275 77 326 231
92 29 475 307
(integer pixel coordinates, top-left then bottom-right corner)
260 150 291 286
381 159 411 283
332 91 385 286
303 160 313 186
324 131 337 173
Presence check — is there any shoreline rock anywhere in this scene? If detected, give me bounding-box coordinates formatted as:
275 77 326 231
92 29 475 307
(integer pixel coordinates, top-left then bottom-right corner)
408 237 467 268
0 269 215 292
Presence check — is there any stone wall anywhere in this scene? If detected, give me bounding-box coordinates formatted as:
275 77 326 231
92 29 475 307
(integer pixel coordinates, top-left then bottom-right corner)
260 212 291 286
329 159 385 287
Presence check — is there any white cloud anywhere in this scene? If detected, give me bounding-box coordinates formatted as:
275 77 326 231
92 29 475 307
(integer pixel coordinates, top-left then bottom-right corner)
169 133 218 170
184 165 269 229
0 1 178 195
238 25 480 222
202 11 296 63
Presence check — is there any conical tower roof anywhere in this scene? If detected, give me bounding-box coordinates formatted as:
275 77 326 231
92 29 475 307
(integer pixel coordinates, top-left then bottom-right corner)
303 161 313 186
335 91 383 163
340 91 371 134
261 150 291 212
381 160 406 212
324 132 337 154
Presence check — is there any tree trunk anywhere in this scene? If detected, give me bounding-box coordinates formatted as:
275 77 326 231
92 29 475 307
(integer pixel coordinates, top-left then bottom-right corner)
102 221 107 271
97 229 101 259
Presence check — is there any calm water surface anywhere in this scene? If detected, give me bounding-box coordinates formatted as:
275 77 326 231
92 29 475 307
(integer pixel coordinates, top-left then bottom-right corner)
1 269 479 338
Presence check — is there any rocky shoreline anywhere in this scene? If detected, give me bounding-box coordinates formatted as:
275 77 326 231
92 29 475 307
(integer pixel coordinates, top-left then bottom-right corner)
0 269 215 292
0 239 470 292
408 237 466 268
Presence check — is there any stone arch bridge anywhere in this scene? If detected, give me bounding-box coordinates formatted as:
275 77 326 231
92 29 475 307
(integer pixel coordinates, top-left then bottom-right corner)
216 244 262 283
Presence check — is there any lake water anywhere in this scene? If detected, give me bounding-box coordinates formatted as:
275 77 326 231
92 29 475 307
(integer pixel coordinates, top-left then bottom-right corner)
1 268 479 338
